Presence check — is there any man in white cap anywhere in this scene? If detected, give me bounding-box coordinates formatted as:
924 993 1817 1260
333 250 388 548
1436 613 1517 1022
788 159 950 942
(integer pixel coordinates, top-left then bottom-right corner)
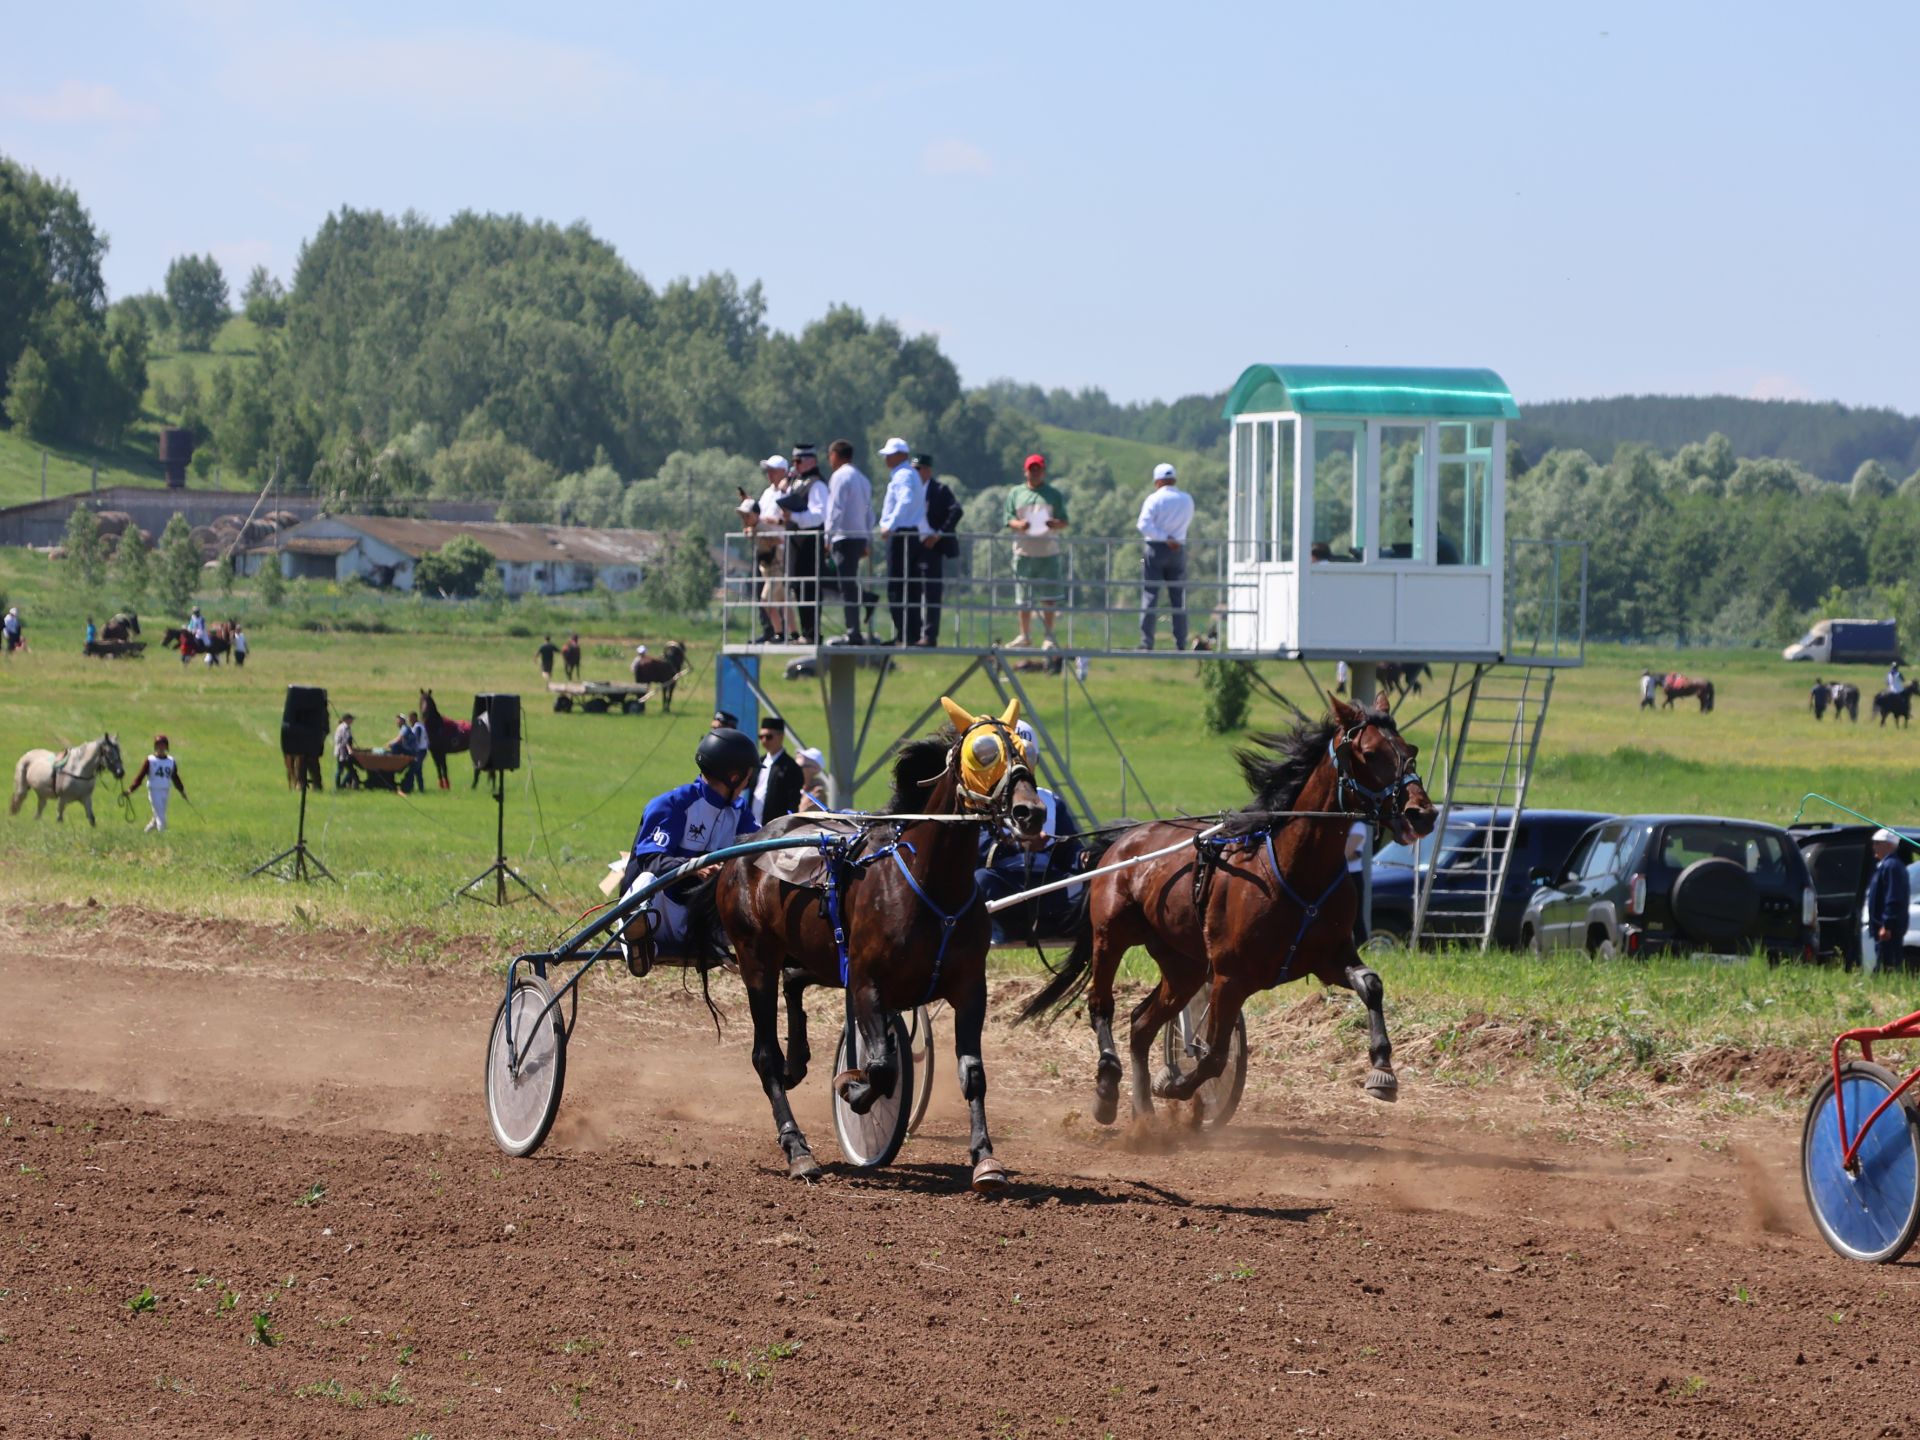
876 436 929 645
822 439 872 646
1867 829 1911 971
1136 461 1195 651
751 455 797 642
630 643 651 684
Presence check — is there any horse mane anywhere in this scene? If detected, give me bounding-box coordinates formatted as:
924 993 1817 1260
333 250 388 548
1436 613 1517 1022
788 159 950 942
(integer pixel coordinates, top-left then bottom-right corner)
1229 716 1342 829
888 726 957 811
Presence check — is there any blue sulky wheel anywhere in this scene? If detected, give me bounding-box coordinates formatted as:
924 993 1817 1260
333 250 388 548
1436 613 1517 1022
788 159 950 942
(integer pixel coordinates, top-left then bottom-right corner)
485 973 568 1158
831 1012 914 1168
1801 1060 1920 1263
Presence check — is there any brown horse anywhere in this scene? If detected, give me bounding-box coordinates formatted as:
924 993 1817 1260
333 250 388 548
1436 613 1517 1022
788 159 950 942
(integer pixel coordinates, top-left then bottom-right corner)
713 696 1043 1191
162 622 233 664
1660 673 1715 711
1019 692 1437 1123
418 689 472 788
629 640 689 711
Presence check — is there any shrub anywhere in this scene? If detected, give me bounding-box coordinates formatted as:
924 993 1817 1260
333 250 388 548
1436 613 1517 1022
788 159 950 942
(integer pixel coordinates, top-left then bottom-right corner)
1200 660 1253 734
413 535 496 598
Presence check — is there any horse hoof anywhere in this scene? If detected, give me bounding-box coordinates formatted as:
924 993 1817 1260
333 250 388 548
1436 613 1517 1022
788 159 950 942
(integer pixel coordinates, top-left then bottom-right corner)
1365 1068 1399 1101
970 1157 1009 1194
787 1149 823 1181
783 1060 810 1089
834 1070 876 1116
1150 1068 1181 1100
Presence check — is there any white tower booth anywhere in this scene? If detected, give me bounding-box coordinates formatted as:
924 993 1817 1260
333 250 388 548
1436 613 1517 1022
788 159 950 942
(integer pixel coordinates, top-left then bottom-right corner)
1222 364 1517 659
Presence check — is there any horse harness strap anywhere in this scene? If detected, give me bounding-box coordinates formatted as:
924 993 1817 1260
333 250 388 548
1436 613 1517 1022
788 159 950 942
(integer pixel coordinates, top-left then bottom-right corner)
1192 829 1349 988
815 829 978 1004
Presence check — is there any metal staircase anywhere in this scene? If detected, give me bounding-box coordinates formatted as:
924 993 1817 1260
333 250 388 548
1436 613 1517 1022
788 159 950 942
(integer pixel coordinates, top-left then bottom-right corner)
1411 662 1557 950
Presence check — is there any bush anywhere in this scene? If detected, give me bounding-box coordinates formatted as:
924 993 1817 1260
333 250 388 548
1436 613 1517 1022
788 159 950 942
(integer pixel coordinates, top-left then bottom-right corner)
257 556 286 608
414 535 497 598
62 505 106 592
1200 660 1253 734
639 528 720 615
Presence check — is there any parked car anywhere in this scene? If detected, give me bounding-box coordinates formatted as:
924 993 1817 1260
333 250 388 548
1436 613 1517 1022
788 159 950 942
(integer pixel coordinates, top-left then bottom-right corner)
1856 860 1920 972
1519 815 1817 960
1789 823 1920 965
1370 808 1612 948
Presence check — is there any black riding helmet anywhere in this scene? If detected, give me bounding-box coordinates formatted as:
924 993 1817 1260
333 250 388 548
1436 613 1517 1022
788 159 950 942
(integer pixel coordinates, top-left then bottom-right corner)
695 727 759 786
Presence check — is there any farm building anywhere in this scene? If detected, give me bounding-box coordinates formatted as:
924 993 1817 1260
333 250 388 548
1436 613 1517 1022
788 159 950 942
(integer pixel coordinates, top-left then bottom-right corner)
237 515 666 595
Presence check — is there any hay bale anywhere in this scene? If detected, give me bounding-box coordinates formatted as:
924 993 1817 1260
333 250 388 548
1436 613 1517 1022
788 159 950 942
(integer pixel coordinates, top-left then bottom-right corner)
94 510 133 536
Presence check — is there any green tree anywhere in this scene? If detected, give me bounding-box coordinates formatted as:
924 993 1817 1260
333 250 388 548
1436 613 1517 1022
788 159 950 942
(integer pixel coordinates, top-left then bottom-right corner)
1851 459 1894 504
156 514 202 614
256 553 287 608
4 344 58 437
62 505 105 591
111 524 151 604
1199 660 1253 734
240 265 286 328
414 535 497 597
639 527 719 614
164 253 229 350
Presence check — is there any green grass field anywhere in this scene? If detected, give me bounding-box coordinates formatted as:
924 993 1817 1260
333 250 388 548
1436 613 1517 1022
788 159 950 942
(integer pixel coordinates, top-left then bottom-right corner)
1032 422 1218 486
3 550 1916 1079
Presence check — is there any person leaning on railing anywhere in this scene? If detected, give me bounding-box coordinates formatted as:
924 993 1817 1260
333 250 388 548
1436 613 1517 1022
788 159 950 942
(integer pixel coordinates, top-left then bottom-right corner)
1136 461 1194 651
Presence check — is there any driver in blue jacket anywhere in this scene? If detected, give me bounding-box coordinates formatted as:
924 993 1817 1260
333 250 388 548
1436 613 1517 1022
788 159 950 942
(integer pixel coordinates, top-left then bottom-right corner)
977 727 1085 940
618 728 761 975
1867 828 1911 972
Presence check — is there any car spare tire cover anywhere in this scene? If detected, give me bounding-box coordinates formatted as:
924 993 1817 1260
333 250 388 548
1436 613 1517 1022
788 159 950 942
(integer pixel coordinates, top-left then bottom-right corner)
1670 858 1759 944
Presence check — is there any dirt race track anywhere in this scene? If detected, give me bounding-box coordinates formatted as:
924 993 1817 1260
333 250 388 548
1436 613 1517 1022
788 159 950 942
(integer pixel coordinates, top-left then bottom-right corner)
2 906 1918 1438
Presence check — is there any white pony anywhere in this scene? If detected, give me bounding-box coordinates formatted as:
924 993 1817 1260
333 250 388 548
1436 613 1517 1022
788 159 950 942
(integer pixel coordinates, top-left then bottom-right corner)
11 734 124 826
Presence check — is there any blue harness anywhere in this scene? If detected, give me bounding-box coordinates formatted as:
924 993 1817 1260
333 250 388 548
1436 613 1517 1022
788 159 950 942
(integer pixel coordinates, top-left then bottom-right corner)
1197 829 1350 987
817 831 979 1003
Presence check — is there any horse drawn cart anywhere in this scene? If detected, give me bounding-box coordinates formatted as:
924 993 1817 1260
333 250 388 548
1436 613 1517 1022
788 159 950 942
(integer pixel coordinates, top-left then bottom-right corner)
349 748 415 790
548 680 656 715
485 833 934 1167
82 639 145 660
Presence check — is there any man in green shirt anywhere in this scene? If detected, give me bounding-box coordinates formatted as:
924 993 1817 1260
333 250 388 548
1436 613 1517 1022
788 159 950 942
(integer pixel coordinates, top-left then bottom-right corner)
1003 454 1070 649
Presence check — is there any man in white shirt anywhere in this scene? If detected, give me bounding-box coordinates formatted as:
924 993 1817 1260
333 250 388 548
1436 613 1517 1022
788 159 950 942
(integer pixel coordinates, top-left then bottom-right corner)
779 444 829 644
823 438 873 645
1889 661 1907 697
752 455 796 642
1136 462 1195 650
1345 818 1370 946
876 436 930 645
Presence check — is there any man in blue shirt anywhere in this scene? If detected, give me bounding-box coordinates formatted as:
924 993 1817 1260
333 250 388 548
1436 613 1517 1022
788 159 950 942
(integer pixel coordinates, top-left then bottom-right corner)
976 727 1085 940
618 728 761 975
876 436 929 645
1867 828 1911 972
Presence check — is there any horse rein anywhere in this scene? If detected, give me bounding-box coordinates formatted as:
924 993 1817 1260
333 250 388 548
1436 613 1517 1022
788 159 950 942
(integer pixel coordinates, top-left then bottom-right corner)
1327 717 1421 829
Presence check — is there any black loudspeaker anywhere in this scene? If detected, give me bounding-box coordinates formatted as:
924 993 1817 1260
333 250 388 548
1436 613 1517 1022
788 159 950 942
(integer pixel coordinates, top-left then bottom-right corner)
471 693 521 773
281 686 329 759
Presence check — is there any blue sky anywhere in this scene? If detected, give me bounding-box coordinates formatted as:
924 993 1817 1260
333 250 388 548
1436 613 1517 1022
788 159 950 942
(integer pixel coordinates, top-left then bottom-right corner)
4 1 1915 411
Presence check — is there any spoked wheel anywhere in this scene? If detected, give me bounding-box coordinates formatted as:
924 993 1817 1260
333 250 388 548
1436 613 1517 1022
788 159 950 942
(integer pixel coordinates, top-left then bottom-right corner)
1161 991 1250 1128
832 1012 914 1168
906 1005 938 1136
1802 1060 1920 1263
485 972 568 1158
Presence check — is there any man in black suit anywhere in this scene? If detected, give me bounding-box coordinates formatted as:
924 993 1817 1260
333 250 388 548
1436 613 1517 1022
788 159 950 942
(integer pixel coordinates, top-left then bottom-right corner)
749 715 805 823
916 452 962 646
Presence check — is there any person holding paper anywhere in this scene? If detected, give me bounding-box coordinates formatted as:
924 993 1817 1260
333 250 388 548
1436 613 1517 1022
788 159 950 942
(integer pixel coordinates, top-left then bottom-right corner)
1003 454 1070 649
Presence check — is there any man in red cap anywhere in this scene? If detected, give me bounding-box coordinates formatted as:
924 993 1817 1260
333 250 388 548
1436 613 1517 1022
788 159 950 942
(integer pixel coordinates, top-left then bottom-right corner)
1003 454 1070 649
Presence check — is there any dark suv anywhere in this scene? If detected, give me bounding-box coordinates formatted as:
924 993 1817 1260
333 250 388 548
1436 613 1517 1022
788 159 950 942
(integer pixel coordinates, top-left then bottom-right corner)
1789 823 1920 965
1519 815 1817 960
1370 808 1612 948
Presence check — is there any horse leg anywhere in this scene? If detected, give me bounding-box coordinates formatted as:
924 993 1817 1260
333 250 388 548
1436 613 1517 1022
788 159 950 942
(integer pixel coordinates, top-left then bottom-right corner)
834 975 893 1116
1085 928 1130 1125
781 965 813 1087
1343 961 1398 1100
746 969 822 1180
954 976 1007 1191
1146 972 1229 1103
83 793 96 827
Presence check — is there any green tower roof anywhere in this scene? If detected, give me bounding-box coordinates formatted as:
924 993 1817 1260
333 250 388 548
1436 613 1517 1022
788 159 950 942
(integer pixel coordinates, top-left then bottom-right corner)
1222 364 1520 421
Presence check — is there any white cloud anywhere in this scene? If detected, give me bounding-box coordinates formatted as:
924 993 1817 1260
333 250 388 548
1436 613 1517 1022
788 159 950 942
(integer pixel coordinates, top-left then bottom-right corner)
2 81 158 124
920 139 993 178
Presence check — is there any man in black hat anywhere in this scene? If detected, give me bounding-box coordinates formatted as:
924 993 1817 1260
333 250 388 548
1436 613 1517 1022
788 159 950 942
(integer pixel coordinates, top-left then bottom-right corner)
916 453 961 647
749 715 805 823
778 444 829 644
711 709 739 731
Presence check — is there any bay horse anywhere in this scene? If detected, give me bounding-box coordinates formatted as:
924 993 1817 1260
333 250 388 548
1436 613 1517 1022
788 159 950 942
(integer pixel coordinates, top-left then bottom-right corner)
1019 692 1437 1123
712 696 1044 1191
1876 690 1912 728
1661 673 1715 712
11 734 124 826
1375 660 1431 701
629 640 689 711
162 623 232 664
418 689 472 788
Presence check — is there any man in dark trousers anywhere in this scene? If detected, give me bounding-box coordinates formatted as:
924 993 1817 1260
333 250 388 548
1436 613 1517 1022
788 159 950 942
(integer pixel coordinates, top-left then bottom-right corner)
537 635 559 681
749 716 805 824
1868 829 1911 972
778 443 829 644
917 452 961 646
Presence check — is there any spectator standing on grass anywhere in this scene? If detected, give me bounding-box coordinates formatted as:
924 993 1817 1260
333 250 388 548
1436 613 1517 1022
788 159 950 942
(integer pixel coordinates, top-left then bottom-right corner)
333 712 357 790
917 453 960 647
1868 829 1910 972
823 439 872 646
1004 455 1069 650
1641 669 1658 710
538 635 558 680
876 437 928 646
1335 658 1350 694
562 632 581 681
1136 462 1194 652
85 616 96 647
3 605 21 653
125 734 187 834
403 710 428 794
231 622 247 668
796 746 829 811
1346 819 1370 947
750 716 805 824
1810 677 1829 720
779 444 829 644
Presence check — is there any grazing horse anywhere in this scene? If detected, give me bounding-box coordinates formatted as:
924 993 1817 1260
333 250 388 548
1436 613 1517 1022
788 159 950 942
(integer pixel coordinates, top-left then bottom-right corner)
1375 661 1431 701
1019 692 1438 1122
1876 690 1912 728
418 690 472 789
629 640 690 712
103 612 139 642
713 696 1044 1190
1661 673 1715 712
11 734 124 826
162 622 232 664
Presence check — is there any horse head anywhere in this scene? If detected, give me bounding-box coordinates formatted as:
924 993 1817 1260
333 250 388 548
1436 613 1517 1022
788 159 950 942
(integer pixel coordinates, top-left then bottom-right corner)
937 696 1043 839
1325 692 1435 845
100 733 123 780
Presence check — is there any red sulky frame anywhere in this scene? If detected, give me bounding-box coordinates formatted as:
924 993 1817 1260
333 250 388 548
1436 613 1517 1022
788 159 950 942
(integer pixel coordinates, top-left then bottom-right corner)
1831 1007 1920 1169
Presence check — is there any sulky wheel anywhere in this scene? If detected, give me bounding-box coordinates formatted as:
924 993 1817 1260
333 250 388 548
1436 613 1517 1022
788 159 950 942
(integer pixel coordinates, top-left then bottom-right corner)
832 1012 914 1168
906 1005 938 1136
485 972 568 1158
1162 990 1250 1128
1802 1060 1920 1263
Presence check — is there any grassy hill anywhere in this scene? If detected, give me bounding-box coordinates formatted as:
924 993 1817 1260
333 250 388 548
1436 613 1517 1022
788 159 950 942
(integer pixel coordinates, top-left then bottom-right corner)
1031 422 1217 488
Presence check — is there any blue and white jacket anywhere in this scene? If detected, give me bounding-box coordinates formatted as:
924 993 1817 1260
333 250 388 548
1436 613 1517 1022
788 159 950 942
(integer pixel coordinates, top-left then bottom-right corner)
623 778 759 892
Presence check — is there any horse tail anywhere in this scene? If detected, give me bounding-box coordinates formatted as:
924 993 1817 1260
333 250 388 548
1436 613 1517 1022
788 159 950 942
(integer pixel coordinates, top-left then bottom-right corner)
9 754 26 814
1017 926 1094 1027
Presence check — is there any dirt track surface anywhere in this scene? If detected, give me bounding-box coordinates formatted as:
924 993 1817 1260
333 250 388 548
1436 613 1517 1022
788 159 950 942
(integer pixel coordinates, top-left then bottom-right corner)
2 906 1917 1438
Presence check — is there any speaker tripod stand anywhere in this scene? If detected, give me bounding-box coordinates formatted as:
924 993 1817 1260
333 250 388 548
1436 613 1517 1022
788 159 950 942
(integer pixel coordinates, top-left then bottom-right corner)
451 770 551 909
247 766 334 883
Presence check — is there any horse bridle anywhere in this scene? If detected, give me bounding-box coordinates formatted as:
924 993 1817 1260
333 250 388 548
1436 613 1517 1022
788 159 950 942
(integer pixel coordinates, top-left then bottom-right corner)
947 717 1036 815
1327 717 1421 827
